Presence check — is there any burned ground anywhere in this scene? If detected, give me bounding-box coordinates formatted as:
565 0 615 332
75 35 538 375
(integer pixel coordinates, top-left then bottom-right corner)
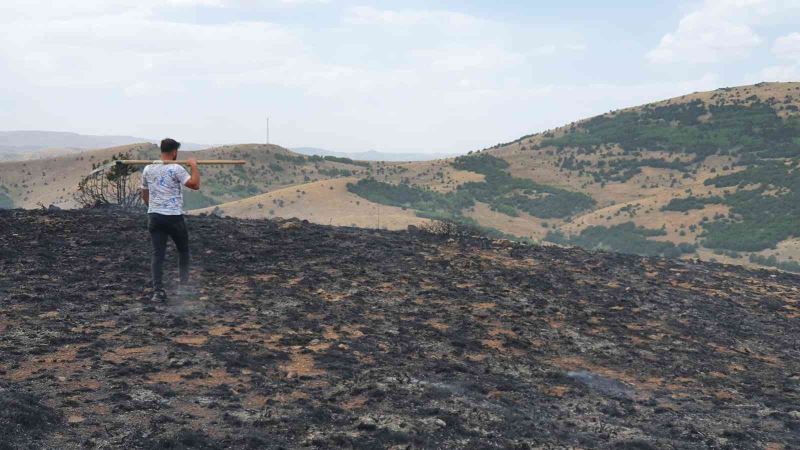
0 209 799 449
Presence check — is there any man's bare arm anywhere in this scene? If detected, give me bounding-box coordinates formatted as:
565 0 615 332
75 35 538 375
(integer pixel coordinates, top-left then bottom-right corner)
141 189 149 206
184 159 201 190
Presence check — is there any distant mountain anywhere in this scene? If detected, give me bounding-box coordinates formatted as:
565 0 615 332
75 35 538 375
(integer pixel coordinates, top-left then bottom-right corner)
292 147 461 161
0 130 207 160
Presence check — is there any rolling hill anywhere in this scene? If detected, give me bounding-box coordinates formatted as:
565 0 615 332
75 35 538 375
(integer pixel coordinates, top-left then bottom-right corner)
200 82 800 272
0 143 380 210
3 82 800 273
194 177 428 230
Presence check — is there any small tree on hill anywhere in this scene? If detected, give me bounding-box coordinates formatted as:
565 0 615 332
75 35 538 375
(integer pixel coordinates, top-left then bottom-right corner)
75 152 143 209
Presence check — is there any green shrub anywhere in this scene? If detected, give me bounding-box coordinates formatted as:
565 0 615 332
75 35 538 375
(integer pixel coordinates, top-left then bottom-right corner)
451 153 595 218
700 160 800 251
275 153 307 164
319 168 353 177
661 196 722 212
323 156 370 167
347 178 473 213
540 99 800 182
546 222 695 258
749 254 800 273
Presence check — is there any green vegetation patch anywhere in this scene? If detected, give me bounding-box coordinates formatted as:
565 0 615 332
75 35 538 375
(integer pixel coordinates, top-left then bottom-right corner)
275 153 307 164
749 254 800 273
347 153 594 236
346 178 528 241
183 190 218 210
450 153 510 173
546 222 696 258
661 195 722 212
321 155 371 168
544 101 800 159
347 178 472 218
318 168 353 178
700 160 800 251
451 153 595 219
541 100 800 182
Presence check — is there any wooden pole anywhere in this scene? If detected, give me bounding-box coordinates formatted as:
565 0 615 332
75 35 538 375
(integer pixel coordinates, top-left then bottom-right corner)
116 160 246 166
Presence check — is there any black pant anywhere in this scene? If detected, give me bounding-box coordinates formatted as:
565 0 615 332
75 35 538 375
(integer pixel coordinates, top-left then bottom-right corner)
148 213 190 291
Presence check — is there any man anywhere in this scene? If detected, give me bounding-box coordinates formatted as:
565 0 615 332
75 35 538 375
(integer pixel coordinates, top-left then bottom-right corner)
140 138 201 302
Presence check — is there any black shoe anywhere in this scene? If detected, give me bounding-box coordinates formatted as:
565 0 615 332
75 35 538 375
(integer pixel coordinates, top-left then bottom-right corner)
151 289 167 303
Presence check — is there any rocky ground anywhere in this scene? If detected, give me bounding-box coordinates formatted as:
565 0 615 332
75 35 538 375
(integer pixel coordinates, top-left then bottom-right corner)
1 209 799 449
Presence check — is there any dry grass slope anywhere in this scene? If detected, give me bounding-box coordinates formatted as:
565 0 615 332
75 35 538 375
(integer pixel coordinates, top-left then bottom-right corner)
3 82 799 272
193 177 429 230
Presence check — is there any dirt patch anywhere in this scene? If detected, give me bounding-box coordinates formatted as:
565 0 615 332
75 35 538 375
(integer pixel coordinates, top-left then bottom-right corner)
282 353 325 378
172 335 208 346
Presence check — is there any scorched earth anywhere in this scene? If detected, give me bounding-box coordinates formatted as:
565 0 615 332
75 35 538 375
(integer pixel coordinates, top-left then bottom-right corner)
1 209 799 449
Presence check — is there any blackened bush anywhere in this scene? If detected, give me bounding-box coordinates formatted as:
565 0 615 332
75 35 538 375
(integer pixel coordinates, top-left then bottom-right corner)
420 219 486 238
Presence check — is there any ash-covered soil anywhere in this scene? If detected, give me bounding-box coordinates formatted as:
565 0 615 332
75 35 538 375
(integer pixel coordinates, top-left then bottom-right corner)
1 209 799 449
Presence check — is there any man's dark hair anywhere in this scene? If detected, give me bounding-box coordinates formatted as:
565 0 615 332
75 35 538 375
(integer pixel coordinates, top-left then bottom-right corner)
160 138 181 153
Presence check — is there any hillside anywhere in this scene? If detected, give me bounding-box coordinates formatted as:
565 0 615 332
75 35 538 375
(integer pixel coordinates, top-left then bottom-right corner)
0 143 380 210
204 82 800 273
1 208 799 449
0 143 156 209
194 177 428 230
495 82 800 271
3 82 800 273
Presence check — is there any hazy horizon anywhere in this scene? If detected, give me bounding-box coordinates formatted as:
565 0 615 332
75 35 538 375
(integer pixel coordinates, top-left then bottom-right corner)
0 129 465 157
1 1 798 154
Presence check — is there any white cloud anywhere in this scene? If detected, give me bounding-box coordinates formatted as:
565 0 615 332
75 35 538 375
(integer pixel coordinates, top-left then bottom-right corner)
0 3 514 98
0 0 345 97
410 46 525 72
0 0 327 22
759 31 800 80
277 0 330 4
760 64 800 80
647 0 800 64
0 2 757 152
181 0 332 6
0 12 306 91
773 31 800 58
647 5 759 64
345 6 481 28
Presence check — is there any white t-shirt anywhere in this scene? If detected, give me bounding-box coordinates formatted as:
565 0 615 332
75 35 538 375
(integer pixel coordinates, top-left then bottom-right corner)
140 163 191 215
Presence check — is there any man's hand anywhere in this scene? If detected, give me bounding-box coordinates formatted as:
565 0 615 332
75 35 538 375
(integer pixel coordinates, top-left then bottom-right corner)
184 159 201 190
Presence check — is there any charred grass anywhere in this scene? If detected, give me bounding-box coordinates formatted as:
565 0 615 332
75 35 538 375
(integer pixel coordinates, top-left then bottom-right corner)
0 209 799 449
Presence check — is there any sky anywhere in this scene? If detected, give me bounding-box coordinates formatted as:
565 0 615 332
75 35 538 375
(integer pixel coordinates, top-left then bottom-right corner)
0 0 798 153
